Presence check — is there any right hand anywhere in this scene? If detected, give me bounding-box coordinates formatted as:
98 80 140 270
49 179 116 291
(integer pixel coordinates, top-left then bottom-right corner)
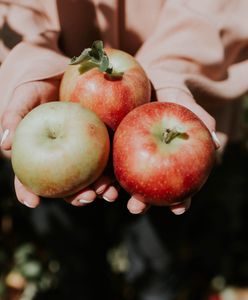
125 87 220 216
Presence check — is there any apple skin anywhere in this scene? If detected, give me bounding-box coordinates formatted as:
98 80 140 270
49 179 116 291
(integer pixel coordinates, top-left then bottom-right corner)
59 48 151 130
11 102 110 198
113 102 215 206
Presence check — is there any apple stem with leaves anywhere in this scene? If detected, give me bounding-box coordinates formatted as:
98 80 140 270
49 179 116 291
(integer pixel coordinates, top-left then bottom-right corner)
69 40 123 78
162 128 188 144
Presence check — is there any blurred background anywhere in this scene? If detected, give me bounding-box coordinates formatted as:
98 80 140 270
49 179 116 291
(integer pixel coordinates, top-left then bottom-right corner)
1 106 248 300
1 14 248 300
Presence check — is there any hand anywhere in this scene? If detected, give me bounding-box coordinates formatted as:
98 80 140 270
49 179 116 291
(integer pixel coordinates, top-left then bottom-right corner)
1 80 60 153
124 87 220 215
0 80 119 208
1 80 57 206
64 174 119 207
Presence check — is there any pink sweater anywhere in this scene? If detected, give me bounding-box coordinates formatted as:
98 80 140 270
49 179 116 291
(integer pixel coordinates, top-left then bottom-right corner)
0 0 247 143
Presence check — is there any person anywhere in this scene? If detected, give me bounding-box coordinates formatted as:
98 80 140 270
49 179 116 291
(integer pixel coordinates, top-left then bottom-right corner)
0 0 225 214
0 0 247 299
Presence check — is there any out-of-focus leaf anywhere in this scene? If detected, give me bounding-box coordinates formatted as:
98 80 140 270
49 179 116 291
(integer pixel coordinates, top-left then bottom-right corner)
14 244 35 264
20 261 42 279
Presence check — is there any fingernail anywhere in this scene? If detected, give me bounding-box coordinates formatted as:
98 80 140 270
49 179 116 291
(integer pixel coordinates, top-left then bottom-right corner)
23 200 36 208
79 198 94 204
95 186 106 195
129 208 143 214
172 207 186 215
103 196 114 202
211 131 221 149
1 129 9 146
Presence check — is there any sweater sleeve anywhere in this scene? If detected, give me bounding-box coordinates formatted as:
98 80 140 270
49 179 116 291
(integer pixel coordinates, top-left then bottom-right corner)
0 0 68 119
135 0 248 103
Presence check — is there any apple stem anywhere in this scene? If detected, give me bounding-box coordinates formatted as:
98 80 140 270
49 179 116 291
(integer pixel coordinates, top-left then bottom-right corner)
162 128 187 144
49 132 57 139
69 40 123 78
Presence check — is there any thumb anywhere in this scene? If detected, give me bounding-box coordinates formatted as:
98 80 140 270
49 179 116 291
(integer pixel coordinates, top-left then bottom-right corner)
157 87 216 134
1 107 24 151
157 87 220 149
1 79 60 151
1 83 33 151
170 198 191 215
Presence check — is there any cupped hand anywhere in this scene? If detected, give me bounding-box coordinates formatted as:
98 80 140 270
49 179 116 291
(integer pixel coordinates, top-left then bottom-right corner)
1 80 60 153
64 175 119 207
0 80 119 208
124 87 220 216
1 79 59 207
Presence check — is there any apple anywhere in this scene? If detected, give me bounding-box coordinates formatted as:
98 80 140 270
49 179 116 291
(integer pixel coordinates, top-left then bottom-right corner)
113 102 215 206
11 101 110 198
59 40 151 130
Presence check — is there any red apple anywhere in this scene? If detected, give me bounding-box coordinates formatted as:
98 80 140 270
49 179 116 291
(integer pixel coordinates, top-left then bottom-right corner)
11 101 110 198
113 102 215 206
59 40 151 130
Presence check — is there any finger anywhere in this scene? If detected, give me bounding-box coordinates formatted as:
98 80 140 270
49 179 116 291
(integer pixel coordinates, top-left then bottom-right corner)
65 188 97 206
101 185 119 202
214 132 228 164
1 84 39 150
1 113 22 151
1 80 59 150
157 88 219 148
93 175 113 195
127 195 151 214
170 198 191 215
14 176 40 208
0 149 11 159
158 88 216 131
211 131 221 149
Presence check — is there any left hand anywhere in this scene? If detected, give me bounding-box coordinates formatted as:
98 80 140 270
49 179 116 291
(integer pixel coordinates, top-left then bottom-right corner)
0 79 120 208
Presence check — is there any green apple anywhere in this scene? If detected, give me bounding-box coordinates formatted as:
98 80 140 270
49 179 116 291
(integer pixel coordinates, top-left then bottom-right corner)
11 101 110 198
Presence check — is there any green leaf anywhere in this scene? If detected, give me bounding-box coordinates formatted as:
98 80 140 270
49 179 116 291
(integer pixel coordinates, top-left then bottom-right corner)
20 261 42 279
69 48 91 65
89 40 104 63
69 40 123 78
99 54 110 72
91 40 104 57
14 244 35 264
